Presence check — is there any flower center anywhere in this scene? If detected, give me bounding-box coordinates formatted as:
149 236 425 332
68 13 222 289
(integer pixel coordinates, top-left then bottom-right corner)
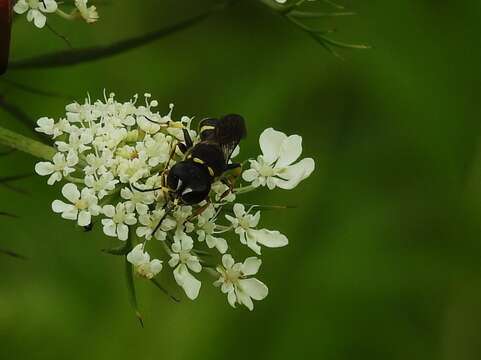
75 199 88 210
179 251 191 263
238 217 251 230
224 268 240 283
259 164 275 177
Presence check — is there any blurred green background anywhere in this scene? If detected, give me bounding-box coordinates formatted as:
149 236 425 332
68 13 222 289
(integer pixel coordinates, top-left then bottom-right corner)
1 0 481 359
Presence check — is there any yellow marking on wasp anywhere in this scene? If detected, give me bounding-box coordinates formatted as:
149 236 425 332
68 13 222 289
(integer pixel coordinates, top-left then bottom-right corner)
207 166 215 177
193 157 205 165
200 125 215 133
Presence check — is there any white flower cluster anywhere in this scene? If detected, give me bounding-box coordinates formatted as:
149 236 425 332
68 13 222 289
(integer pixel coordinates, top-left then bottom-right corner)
14 0 99 28
34 92 314 310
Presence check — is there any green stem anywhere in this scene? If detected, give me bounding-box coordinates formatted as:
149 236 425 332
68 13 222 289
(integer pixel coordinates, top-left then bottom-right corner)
0 126 55 161
234 184 257 194
124 232 144 327
55 9 77 21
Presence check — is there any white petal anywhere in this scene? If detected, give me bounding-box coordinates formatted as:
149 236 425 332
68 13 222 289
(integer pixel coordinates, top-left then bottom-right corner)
47 172 62 185
35 162 54 176
227 290 237 308
238 278 268 301
66 151 79 166
173 265 201 300
276 158 315 190
117 224 129 241
242 257 262 276
242 168 258 182
222 254 235 269
187 259 202 273
61 206 78 221
32 10 47 28
248 229 288 248
77 210 91 227
233 203 245 218
52 200 68 213
13 0 29 14
102 205 115 217
149 260 163 275
276 135 302 167
41 0 58 12
62 183 80 203
102 219 117 237
236 289 254 311
259 128 287 164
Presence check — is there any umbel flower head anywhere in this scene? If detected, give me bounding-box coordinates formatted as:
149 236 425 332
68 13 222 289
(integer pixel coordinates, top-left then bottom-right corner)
14 0 99 28
34 92 315 311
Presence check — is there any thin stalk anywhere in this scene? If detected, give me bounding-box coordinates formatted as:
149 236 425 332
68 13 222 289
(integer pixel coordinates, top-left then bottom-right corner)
0 126 56 160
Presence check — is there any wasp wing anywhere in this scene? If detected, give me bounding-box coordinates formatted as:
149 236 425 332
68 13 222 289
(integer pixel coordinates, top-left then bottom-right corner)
216 114 247 163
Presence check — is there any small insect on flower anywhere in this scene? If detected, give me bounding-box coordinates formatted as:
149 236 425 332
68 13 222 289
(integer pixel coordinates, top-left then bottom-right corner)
133 114 247 240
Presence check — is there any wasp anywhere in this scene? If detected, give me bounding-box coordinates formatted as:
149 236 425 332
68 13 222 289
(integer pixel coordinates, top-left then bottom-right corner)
134 114 247 236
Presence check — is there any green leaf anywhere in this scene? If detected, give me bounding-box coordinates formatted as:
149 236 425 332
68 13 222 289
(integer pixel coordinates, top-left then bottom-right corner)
9 1 233 70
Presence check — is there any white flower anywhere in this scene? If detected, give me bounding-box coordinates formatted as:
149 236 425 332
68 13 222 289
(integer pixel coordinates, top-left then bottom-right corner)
35 152 78 185
55 131 93 157
242 128 315 190
74 0 99 24
116 158 149 184
84 149 113 176
226 203 288 255
35 117 69 138
52 183 100 226
101 203 137 241
136 134 171 167
275 0 287 3
136 209 176 241
214 254 268 311
84 173 118 199
120 187 155 215
168 233 202 300
14 0 58 28
211 181 236 203
172 206 194 233
127 244 162 279
197 205 228 254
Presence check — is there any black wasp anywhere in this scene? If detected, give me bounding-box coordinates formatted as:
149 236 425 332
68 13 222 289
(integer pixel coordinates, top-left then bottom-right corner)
134 114 247 236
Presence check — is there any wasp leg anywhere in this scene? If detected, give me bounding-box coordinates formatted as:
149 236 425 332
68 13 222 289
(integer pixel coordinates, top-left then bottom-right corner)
187 201 211 222
182 128 193 150
178 143 188 154
132 184 163 193
152 202 173 237
224 162 241 171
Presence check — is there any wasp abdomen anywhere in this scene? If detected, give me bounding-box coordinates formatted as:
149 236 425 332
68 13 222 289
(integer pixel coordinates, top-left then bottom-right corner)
189 142 225 177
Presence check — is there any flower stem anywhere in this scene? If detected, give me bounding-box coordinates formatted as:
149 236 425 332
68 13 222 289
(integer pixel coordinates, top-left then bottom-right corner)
0 126 55 161
55 9 77 21
234 184 257 194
